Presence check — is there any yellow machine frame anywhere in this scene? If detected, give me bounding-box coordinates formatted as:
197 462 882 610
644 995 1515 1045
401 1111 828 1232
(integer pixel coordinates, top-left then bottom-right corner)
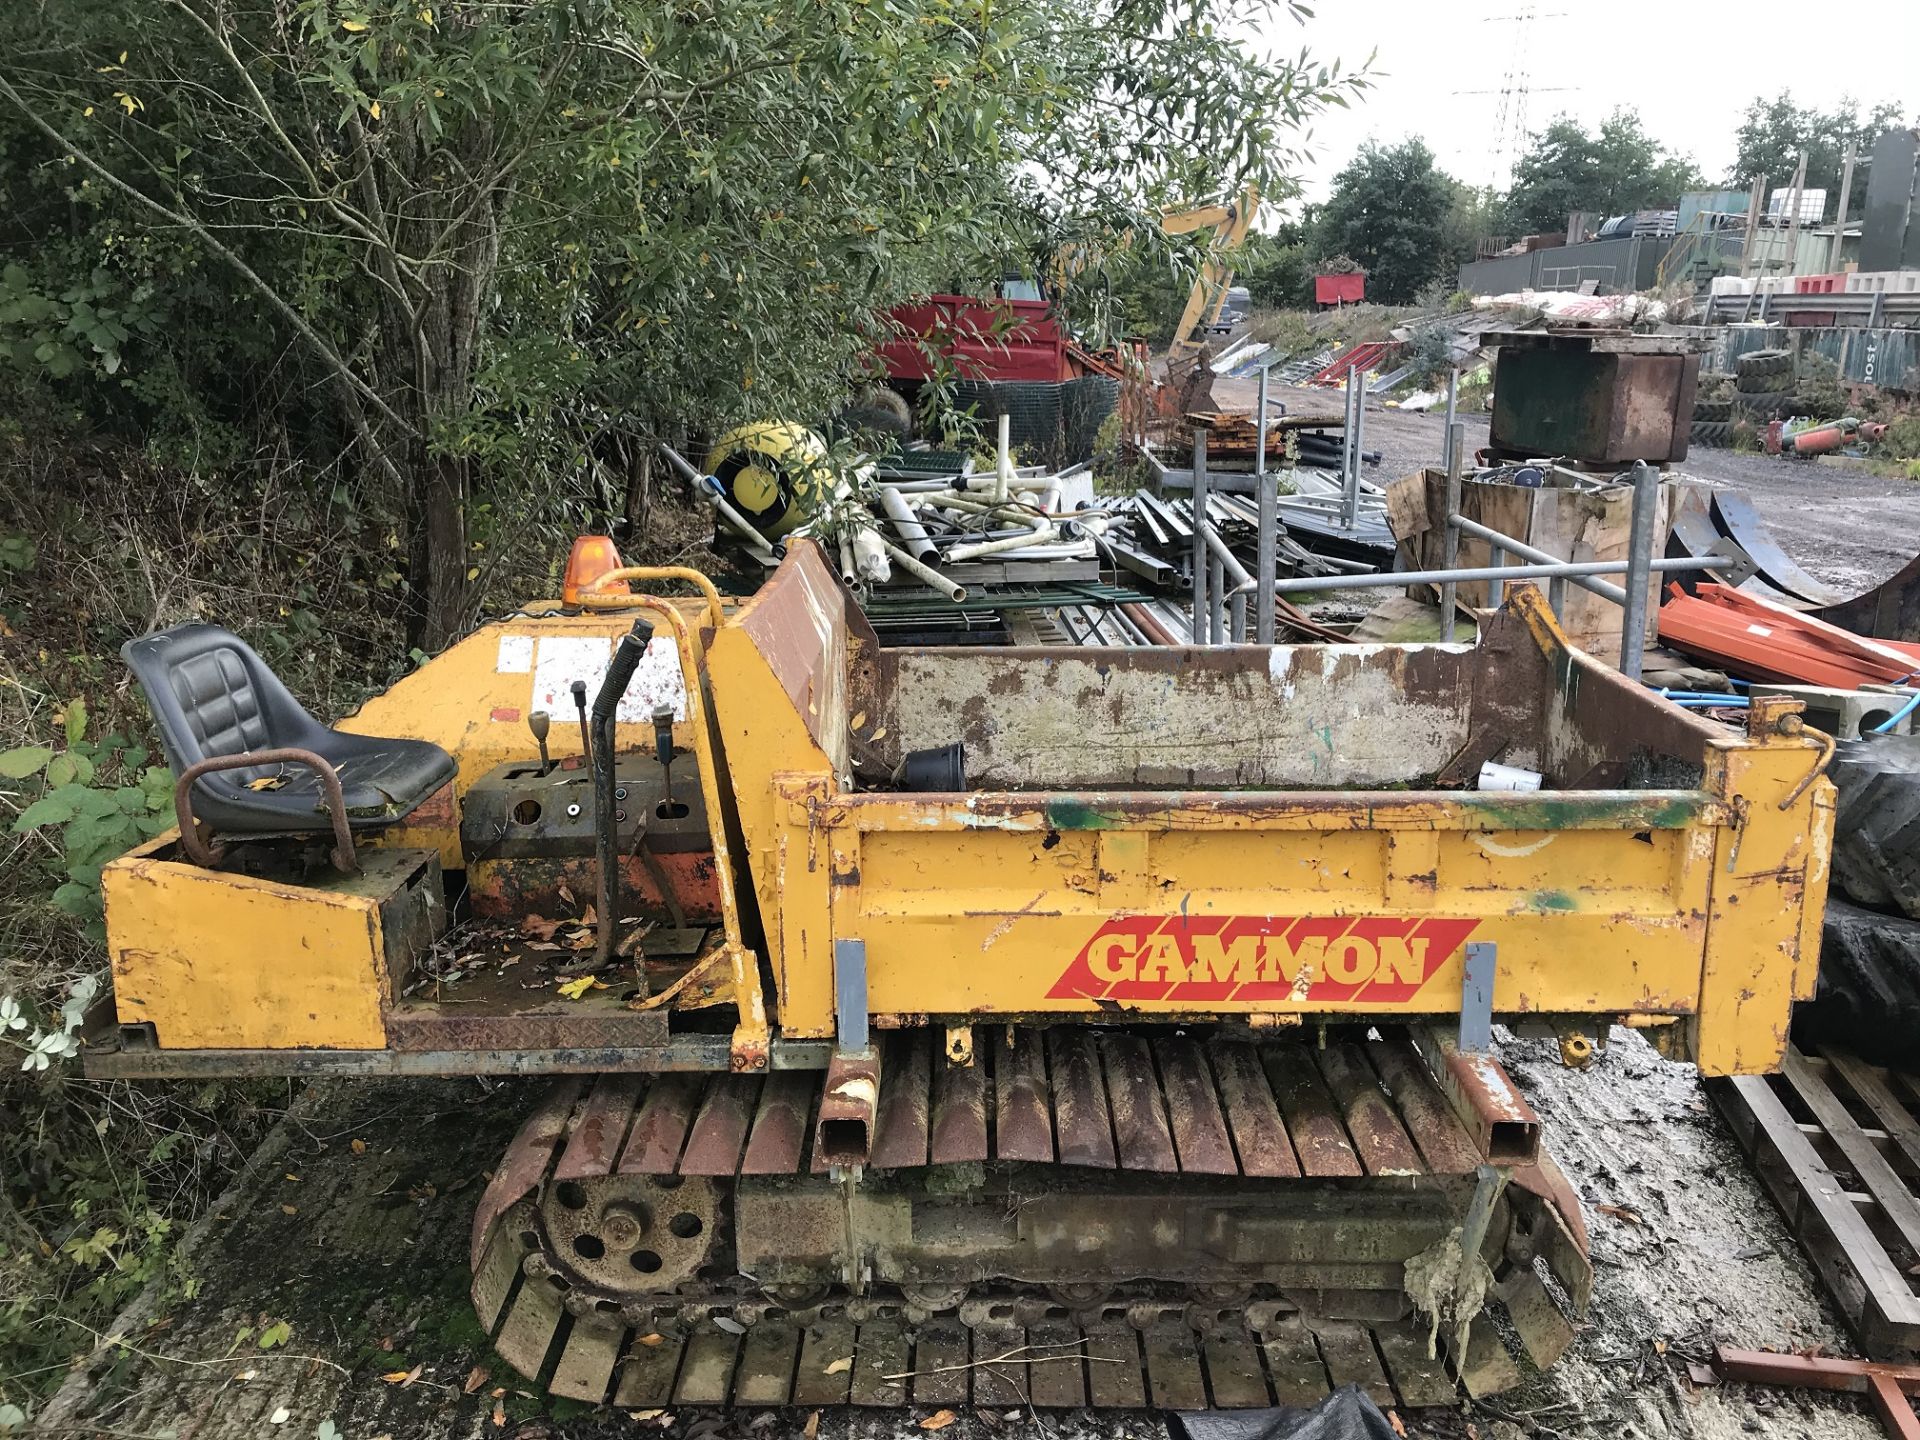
99 544 1832 1081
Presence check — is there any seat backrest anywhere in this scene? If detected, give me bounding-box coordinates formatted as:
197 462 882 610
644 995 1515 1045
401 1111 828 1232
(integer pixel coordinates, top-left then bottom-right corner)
122 625 325 774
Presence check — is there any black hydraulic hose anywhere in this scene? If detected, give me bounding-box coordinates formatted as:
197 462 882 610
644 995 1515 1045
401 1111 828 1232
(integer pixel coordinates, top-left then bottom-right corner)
592 617 654 970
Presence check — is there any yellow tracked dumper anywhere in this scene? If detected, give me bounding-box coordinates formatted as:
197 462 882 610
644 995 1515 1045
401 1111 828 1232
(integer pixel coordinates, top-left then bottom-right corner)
87 539 1834 1409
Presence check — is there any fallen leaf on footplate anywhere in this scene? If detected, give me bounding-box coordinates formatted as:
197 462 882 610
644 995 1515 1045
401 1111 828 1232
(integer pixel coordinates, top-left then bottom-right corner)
803 1409 820 1439
464 1365 490 1394
521 914 566 940
491 1399 506 1428
350 1138 367 1155
920 1409 958 1431
823 1356 853 1375
636 1333 665 1347
558 883 576 906
269 1407 291 1424
1388 1411 1407 1437
712 1315 745 1334
248 776 287 791
1595 1202 1644 1225
556 974 606 1000
1686 1360 1719 1386
628 1411 666 1422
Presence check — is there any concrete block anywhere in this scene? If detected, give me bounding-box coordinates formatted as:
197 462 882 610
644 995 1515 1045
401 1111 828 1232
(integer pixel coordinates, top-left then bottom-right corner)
1710 275 1754 297
1845 271 1893 293
1749 683 1914 740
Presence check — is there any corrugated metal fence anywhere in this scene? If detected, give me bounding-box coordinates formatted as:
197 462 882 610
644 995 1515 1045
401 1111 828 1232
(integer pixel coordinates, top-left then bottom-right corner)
1703 324 1920 390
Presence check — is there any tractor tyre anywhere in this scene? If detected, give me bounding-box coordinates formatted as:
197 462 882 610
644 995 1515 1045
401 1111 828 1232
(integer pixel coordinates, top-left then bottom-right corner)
1736 349 1793 388
1735 389 1791 419
1692 399 1733 423
1827 733 1920 920
839 385 913 440
1793 896 1920 1067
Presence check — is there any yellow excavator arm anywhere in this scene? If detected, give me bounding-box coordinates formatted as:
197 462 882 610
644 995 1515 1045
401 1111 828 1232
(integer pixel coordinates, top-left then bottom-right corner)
1165 183 1260 353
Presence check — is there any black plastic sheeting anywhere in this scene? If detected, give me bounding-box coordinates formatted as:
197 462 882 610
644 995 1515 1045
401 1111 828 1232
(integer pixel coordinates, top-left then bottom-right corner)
1175 1386 1399 1440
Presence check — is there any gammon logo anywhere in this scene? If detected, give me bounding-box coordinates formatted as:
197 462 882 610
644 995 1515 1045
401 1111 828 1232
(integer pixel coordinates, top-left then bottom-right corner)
1045 915 1481 1006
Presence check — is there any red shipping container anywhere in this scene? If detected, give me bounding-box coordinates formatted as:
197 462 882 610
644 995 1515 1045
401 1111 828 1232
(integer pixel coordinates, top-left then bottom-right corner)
1315 272 1366 306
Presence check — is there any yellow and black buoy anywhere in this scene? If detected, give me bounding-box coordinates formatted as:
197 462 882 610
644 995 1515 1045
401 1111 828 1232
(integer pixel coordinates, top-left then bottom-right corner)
702 423 831 540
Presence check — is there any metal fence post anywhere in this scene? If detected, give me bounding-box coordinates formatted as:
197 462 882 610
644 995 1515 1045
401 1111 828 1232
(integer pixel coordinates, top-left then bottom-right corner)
1342 365 1363 529
1440 422 1466 642
1208 554 1226 643
1256 469 1278 645
1256 366 1277 645
1442 367 1459 473
1191 429 1210 643
1618 460 1659 680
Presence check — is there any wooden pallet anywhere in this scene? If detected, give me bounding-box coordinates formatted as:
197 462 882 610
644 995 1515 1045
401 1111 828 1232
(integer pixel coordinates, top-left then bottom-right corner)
543 1312 1468 1411
1710 1045 1920 1357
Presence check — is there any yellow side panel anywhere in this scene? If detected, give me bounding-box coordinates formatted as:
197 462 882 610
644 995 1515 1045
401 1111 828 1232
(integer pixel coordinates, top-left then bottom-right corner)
1692 751 1836 1076
102 840 392 1049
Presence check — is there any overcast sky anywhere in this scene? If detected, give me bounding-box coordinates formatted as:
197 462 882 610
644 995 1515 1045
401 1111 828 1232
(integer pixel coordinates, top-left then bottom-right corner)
1264 0 1919 211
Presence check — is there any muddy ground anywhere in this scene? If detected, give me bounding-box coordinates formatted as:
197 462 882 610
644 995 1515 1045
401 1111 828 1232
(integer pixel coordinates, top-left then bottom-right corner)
31 396 1920 1439
33 1032 1893 1440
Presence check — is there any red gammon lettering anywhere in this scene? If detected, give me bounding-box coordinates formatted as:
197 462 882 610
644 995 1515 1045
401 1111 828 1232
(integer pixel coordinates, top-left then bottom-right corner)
1044 915 1480 1006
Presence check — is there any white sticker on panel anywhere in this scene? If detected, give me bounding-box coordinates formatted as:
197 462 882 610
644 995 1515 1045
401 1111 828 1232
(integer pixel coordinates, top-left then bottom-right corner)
495 634 535 674
530 634 687 724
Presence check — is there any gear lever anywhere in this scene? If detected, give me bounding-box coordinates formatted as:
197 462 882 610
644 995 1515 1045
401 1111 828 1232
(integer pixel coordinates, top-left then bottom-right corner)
527 710 552 774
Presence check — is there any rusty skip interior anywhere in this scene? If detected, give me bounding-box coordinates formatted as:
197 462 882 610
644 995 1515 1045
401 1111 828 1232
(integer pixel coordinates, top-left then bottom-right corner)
761 550 1728 795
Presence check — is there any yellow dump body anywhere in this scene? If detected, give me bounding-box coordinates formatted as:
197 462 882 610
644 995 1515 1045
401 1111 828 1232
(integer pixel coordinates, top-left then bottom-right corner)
708 543 1834 1076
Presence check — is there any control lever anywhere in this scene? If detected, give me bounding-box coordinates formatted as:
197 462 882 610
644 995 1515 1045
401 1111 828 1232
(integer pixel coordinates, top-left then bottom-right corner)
592 619 656 978
570 680 591 769
528 710 552 775
651 705 678 815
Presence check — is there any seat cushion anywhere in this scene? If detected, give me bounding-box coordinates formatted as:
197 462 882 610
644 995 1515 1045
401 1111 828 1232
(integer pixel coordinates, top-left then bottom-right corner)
187 731 458 833
125 623 457 836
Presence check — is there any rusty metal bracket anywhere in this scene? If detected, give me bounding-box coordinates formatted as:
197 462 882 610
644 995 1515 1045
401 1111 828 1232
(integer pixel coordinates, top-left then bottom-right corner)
1715 1346 1920 1440
1412 1027 1542 1167
173 747 356 872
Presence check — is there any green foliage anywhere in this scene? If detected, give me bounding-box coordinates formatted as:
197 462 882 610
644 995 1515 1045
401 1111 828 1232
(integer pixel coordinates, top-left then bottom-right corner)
1502 111 1702 235
4 726 176 940
1237 235 1315 310
1884 415 1920 462
1313 139 1459 304
0 0 1361 645
1731 95 1909 218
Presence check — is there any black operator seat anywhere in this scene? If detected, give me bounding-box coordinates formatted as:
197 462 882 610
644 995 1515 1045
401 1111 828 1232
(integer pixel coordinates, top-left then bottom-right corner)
123 623 455 836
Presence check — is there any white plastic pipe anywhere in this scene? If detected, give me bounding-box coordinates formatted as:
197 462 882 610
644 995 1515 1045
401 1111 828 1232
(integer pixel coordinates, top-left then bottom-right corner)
878 486 936 561
879 536 968 602
994 413 1013 503
946 509 1055 563
851 526 891 583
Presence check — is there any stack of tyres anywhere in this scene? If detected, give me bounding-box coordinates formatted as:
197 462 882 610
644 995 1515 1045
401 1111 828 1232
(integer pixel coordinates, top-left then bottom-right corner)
1793 733 1920 1066
1732 348 1795 426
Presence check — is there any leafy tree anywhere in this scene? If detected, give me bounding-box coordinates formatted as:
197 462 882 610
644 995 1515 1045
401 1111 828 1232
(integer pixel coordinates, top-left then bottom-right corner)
0 0 1360 646
1311 139 1457 304
1730 95 1909 219
1502 111 1701 235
